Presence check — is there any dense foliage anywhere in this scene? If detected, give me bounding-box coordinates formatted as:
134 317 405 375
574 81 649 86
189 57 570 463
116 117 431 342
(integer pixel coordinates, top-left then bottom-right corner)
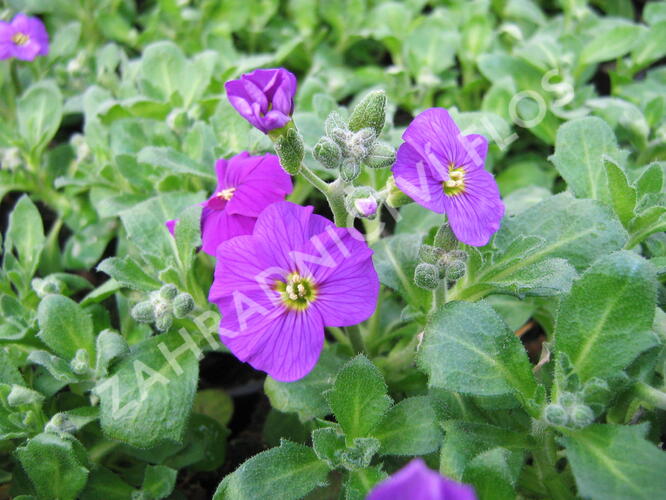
0 0 665 499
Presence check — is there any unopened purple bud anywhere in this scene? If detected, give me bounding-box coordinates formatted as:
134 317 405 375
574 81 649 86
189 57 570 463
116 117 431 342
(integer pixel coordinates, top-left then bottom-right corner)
354 197 377 218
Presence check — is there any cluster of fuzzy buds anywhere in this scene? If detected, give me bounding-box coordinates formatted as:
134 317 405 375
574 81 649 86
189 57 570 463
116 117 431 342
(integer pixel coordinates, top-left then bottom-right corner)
413 224 468 290
544 392 595 428
31 276 64 298
131 284 195 332
313 91 395 181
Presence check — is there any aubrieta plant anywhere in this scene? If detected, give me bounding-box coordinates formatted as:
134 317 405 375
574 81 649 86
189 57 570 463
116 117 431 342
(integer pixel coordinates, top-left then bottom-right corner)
0 1 665 500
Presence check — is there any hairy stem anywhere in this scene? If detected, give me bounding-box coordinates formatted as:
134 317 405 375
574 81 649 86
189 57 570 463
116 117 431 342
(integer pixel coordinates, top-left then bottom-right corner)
532 431 574 500
634 381 666 410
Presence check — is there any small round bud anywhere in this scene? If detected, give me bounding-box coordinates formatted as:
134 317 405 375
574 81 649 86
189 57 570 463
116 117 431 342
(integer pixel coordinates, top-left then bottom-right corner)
544 404 569 426
345 187 379 219
70 349 90 376
348 128 376 161
434 224 458 250
414 262 440 290
45 412 78 435
313 136 343 169
324 111 347 137
348 90 386 137
173 293 195 318
160 284 178 300
340 160 361 182
354 197 378 219
32 276 63 298
155 312 174 332
131 300 155 323
570 405 594 428
418 245 445 264
558 392 576 409
444 259 466 281
386 175 413 208
365 142 395 169
274 127 304 175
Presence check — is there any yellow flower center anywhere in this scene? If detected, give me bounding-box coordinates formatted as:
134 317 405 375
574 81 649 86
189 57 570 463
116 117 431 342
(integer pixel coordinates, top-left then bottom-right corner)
12 32 30 46
443 165 465 196
275 272 317 311
216 187 236 201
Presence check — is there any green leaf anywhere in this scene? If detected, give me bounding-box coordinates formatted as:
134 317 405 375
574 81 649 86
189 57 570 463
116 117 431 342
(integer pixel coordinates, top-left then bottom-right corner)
493 193 627 271
635 163 664 197
17 80 63 154
326 355 392 442
5 195 45 278
627 206 666 248
120 192 204 258
0 349 23 385
372 234 431 311
79 467 135 500
97 257 162 291
562 424 666 500
311 427 346 468
344 466 387 500
137 147 215 181
175 204 202 273
462 448 521 500
549 117 624 202
372 396 442 455
37 294 96 361
212 440 329 500
193 389 234 428
605 159 636 227
94 330 199 448
555 251 657 382
139 41 187 102
27 350 78 383
142 465 177 500
264 349 346 420
95 329 130 378
418 301 537 400
16 433 89 500
631 21 666 66
440 420 533 480
580 22 644 65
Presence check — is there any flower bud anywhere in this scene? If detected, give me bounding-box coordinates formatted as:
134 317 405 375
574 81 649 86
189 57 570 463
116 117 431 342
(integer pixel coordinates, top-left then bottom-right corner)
324 111 347 137
414 262 440 290
348 90 386 137
274 127 304 175
313 136 342 169
340 160 361 182
131 300 155 323
173 292 195 318
418 244 445 264
348 128 376 161
32 276 64 298
345 187 379 219
1 146 22 170
444 259 466 281
160 284 179 300
582 377 611 407
544 404 569 426
70 349 90 376
434 223 458 250
558 392 576 409
155 312 174 332
365 142 395 169
8 385 44 407
339 437 380 471
569 404 594 428
386 175 413 208
45 412 78 435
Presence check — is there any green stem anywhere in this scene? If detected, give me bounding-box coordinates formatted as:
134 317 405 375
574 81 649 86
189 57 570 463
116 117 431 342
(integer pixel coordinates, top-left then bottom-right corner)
298 164 329 195
296 164 351 227
532 432 574 500
10 61 22 97
634 381 666 410
346 324 365 354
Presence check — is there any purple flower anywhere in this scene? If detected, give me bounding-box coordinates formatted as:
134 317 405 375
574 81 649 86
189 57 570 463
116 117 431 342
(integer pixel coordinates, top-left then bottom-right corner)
0 14 49 61
208 201 379 382
392 108 504 247
367 459 477 500
166 152 292 256
225 68 297 134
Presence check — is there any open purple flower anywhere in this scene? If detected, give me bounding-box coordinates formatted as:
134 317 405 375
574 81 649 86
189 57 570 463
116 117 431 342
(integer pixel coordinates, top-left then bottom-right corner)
209 201 379 381
0 14 49 61
166 152 292 256
225 68 297 134
367 459 477 500
392 108 504 247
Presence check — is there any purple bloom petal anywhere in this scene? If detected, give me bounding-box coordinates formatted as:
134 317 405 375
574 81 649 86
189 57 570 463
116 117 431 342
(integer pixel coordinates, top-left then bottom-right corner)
165 219 177 235
225 68 297 134
199 152 292 256
391 108 504 246
367 459 477 500
355 197 378 218
209 201 379 381
393 142 445 213
3 13 48 61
